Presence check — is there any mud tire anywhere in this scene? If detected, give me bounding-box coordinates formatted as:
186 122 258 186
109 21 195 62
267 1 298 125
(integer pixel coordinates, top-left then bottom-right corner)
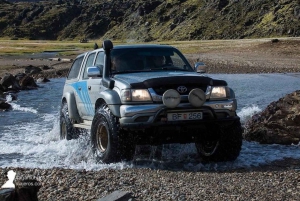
60 102 80 140
91 104 135 163
196 120 243 162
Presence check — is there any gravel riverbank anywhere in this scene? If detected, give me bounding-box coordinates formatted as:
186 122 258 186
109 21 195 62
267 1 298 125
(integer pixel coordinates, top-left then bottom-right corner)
1 160 300 201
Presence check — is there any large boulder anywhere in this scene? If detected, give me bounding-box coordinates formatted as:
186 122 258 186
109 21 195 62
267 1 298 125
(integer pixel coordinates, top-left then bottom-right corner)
0 74 21 92
0 98 11 111
24 65 42 75
244 90 300 145
19 75 38 89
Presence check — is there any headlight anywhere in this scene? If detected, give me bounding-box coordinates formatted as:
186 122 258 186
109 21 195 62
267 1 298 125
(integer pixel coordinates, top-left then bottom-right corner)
210 86 228 99
121 89 152 102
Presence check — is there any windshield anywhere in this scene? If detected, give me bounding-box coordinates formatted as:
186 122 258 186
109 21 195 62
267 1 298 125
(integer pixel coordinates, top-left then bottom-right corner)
110 47 193 73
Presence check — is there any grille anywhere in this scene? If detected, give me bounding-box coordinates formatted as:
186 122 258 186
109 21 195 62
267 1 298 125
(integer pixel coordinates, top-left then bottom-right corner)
153 84 207 95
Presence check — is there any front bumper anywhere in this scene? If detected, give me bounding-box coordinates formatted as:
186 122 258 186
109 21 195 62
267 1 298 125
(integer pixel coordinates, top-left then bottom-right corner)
119 99 238 129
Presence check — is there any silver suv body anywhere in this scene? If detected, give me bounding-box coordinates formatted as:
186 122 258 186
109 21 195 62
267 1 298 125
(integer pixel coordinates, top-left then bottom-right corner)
60 40 242 163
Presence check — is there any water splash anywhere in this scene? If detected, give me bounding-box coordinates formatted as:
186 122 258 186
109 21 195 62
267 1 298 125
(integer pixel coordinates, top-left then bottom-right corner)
238 104 262 124
9 102 38 114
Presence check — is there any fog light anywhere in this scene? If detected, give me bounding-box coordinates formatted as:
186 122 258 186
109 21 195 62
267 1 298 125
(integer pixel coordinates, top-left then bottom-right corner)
135 116 150 122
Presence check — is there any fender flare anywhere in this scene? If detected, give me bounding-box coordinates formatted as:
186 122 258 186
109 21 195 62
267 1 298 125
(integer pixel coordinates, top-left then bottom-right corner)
229 88 235 98
97 89 122 117
64 92 81 122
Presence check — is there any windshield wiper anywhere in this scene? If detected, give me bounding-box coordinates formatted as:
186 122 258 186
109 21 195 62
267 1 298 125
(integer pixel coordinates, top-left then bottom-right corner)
112 69 152 74
150 66 190 71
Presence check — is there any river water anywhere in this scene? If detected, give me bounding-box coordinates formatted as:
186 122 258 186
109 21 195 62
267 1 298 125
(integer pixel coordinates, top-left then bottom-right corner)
1 73 300 171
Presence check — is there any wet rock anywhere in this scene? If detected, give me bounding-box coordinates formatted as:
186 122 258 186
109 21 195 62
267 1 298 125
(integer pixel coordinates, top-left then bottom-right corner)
36 77 50 83
15 73 27 82
244 90 300 145
0 100 11 111
97 190 133 201
19 75 38 90
24 65 42 75
0 74 21 92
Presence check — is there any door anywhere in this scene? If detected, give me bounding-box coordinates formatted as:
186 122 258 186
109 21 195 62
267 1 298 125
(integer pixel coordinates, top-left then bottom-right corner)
74 52 96 118
86 51 105 118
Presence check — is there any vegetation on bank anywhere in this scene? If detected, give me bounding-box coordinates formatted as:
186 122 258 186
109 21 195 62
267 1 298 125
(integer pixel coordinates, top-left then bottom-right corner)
0 37 299 56
0 39 95 55
0 0 299 41
0 38 270 57
0 39 197 55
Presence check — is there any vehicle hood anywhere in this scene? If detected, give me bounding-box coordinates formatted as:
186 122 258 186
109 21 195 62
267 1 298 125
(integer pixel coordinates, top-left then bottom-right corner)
113 71 227 88
114 71 201 83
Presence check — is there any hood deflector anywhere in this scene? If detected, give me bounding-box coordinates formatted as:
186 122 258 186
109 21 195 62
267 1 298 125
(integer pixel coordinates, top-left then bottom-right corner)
130 76 227 89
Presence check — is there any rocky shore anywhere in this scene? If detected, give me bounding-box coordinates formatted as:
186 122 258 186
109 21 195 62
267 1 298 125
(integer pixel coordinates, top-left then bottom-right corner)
244 90 300 145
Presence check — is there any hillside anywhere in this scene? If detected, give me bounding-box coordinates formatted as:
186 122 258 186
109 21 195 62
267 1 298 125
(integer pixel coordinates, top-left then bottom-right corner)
0 0 299 41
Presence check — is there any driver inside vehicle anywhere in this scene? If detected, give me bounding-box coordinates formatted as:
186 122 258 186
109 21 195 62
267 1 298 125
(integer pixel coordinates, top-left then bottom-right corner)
152 56 165 68
111 55 128 72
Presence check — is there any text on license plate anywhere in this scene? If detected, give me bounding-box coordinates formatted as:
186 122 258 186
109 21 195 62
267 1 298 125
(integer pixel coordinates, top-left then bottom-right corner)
167 112 203 121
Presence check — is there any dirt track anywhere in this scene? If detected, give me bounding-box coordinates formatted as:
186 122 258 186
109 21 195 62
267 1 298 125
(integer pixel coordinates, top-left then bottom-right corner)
186 38 300 74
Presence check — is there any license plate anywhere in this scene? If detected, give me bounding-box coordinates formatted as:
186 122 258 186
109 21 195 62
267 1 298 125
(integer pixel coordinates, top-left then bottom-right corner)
167 112 203 121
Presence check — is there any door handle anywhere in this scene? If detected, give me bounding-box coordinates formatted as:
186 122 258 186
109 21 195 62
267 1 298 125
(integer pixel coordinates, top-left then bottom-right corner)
88 86 91 90
78 87 81 90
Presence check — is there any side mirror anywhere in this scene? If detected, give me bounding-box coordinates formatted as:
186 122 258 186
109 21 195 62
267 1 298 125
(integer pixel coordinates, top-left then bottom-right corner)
194 62 206 73
87 66 103 77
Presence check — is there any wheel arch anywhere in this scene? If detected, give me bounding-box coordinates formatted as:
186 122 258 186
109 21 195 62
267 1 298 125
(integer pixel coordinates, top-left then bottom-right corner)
229 87 235 98
96 90 122 117
62 92 81 122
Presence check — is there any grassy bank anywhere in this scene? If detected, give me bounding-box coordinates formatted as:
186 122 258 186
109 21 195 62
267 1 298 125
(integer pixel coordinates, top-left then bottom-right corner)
0 37 299 55
0 37 300 76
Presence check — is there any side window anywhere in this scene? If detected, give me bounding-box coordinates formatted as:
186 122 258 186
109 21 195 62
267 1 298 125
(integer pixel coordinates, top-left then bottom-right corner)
83 52 96 79
67 56 84 80
95 51 104 67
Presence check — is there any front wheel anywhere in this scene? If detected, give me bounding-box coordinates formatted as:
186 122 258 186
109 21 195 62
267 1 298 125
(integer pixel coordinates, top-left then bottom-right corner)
196 121 243 162
91 104 135 163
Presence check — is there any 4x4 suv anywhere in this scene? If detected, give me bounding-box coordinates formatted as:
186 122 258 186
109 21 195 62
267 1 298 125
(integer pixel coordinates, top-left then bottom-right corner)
60 40 242 163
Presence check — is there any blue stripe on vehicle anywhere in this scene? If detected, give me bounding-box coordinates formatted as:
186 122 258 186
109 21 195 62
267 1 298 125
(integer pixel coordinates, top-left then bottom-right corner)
69 81 94 116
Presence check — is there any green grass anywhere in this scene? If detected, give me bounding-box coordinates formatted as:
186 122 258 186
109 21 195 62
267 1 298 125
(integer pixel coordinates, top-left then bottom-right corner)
0 38 293 56
0 39 102 55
